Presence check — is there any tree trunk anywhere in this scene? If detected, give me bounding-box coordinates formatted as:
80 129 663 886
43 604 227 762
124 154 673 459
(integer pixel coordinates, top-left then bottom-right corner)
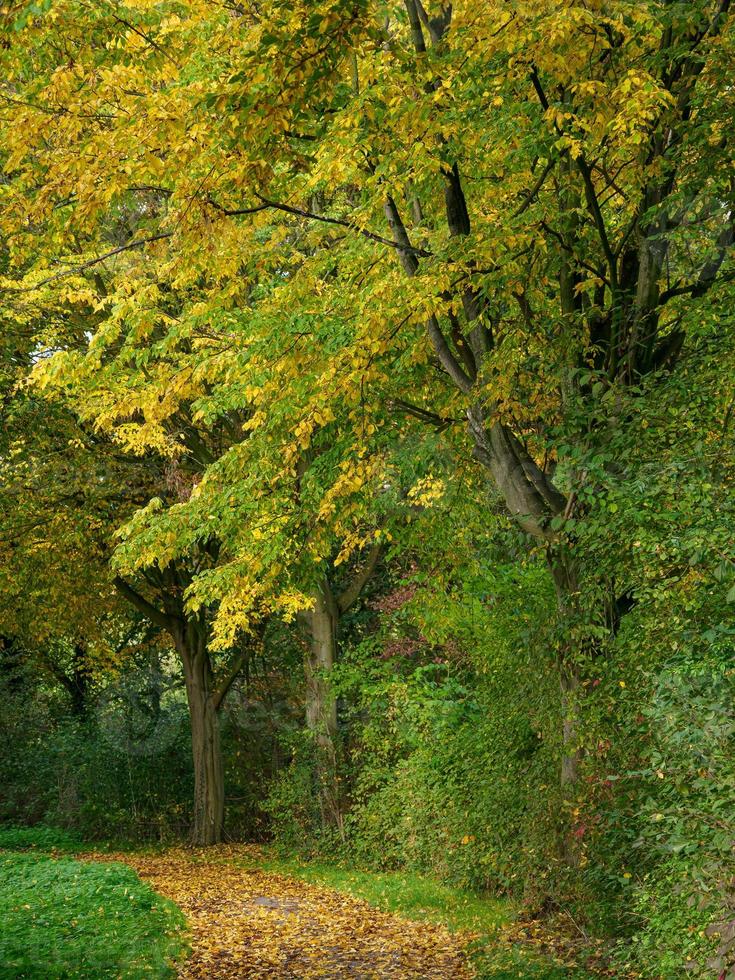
550 551 585 866
113 576 234 846
67 644 91 719
298 580 344 837
559 661 582 790
175 623 225 846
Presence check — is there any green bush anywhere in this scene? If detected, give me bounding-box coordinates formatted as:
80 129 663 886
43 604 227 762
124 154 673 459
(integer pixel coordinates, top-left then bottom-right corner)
0 655 288 843
604 661 735 978
340 658 560 895
614 859 721 980
0 659 195 842
263 560 564 897
0 826 82 853
262 732 341 857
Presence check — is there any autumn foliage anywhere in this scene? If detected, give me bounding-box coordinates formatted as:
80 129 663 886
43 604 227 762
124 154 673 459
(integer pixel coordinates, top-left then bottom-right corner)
1 1 735 977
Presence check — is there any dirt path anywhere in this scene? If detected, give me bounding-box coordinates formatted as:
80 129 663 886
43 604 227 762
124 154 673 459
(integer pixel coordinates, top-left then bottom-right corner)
84 848 473 979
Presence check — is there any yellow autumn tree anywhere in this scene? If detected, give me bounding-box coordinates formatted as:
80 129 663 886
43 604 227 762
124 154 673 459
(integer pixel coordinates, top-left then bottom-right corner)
2 0 733 860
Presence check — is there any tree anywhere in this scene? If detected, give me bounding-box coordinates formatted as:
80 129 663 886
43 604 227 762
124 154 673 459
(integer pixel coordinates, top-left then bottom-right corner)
297 542 382 834
113 569 265 845
2 0 733 863
0 285 261 844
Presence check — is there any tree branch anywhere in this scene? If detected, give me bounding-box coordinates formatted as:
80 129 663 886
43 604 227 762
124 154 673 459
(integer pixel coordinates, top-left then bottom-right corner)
415 0 452 45
575 157 618 289
212 620 266 710
14 234 172 292
529 66 550 111
404 0 427 53
391 398 463 429
383 195 421 274
211 651 245 711
113 576 177 632
205 197 270 217
513 156 556 217
425 314 473 392
253 193 431 257
107 12 181 66
382 196 474 391
337 541 383 614
529 67 617 286
658 212 735 305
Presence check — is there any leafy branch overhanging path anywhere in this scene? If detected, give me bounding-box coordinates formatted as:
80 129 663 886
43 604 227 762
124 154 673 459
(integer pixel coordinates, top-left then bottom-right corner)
83 847 472 979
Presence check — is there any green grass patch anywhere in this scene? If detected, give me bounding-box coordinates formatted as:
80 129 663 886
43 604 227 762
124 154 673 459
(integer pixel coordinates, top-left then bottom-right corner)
0 852 188 978
0 825 161 857
262 854 509 934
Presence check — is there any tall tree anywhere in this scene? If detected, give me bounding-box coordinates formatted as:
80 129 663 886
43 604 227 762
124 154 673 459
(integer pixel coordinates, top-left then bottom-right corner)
2 0 733 861
298 542 382 834
0 289 261 845
113 567 264 845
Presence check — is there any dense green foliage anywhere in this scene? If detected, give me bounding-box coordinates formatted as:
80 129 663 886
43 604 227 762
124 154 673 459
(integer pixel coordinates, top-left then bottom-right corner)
0 827 82 854
0 850 186 978
0 647 294 842
1 0 734 975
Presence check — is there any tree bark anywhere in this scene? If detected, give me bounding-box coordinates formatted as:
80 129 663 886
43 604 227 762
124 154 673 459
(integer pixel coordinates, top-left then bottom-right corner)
298 579 344 837
549 551 585 866
174 620 225 846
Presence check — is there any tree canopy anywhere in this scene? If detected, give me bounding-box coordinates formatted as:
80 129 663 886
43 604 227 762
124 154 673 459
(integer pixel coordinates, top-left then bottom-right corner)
1 2 734 975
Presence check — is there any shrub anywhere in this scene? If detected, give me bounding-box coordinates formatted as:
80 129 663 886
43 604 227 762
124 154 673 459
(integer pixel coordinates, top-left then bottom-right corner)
0 826 82 853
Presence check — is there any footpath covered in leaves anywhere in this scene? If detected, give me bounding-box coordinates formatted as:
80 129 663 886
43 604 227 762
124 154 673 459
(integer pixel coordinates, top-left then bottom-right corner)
84 847 472 979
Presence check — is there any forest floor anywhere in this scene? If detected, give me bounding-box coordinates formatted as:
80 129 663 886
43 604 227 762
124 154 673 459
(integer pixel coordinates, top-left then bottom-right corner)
82 845 606 979
83 846 472 978
0 830 610 978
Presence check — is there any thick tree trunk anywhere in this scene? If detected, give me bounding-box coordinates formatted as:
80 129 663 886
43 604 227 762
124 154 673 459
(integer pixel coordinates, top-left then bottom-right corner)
113 576 237 846
467 404 566 536
467 407 586 793
175 624 224 846
298 580 344 837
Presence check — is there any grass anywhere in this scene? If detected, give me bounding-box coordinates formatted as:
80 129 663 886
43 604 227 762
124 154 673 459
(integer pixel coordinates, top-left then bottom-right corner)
0 851 187 979
259 853 510 934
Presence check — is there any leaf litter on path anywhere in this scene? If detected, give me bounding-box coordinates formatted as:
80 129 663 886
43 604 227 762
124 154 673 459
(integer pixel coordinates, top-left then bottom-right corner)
81 847 473 979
